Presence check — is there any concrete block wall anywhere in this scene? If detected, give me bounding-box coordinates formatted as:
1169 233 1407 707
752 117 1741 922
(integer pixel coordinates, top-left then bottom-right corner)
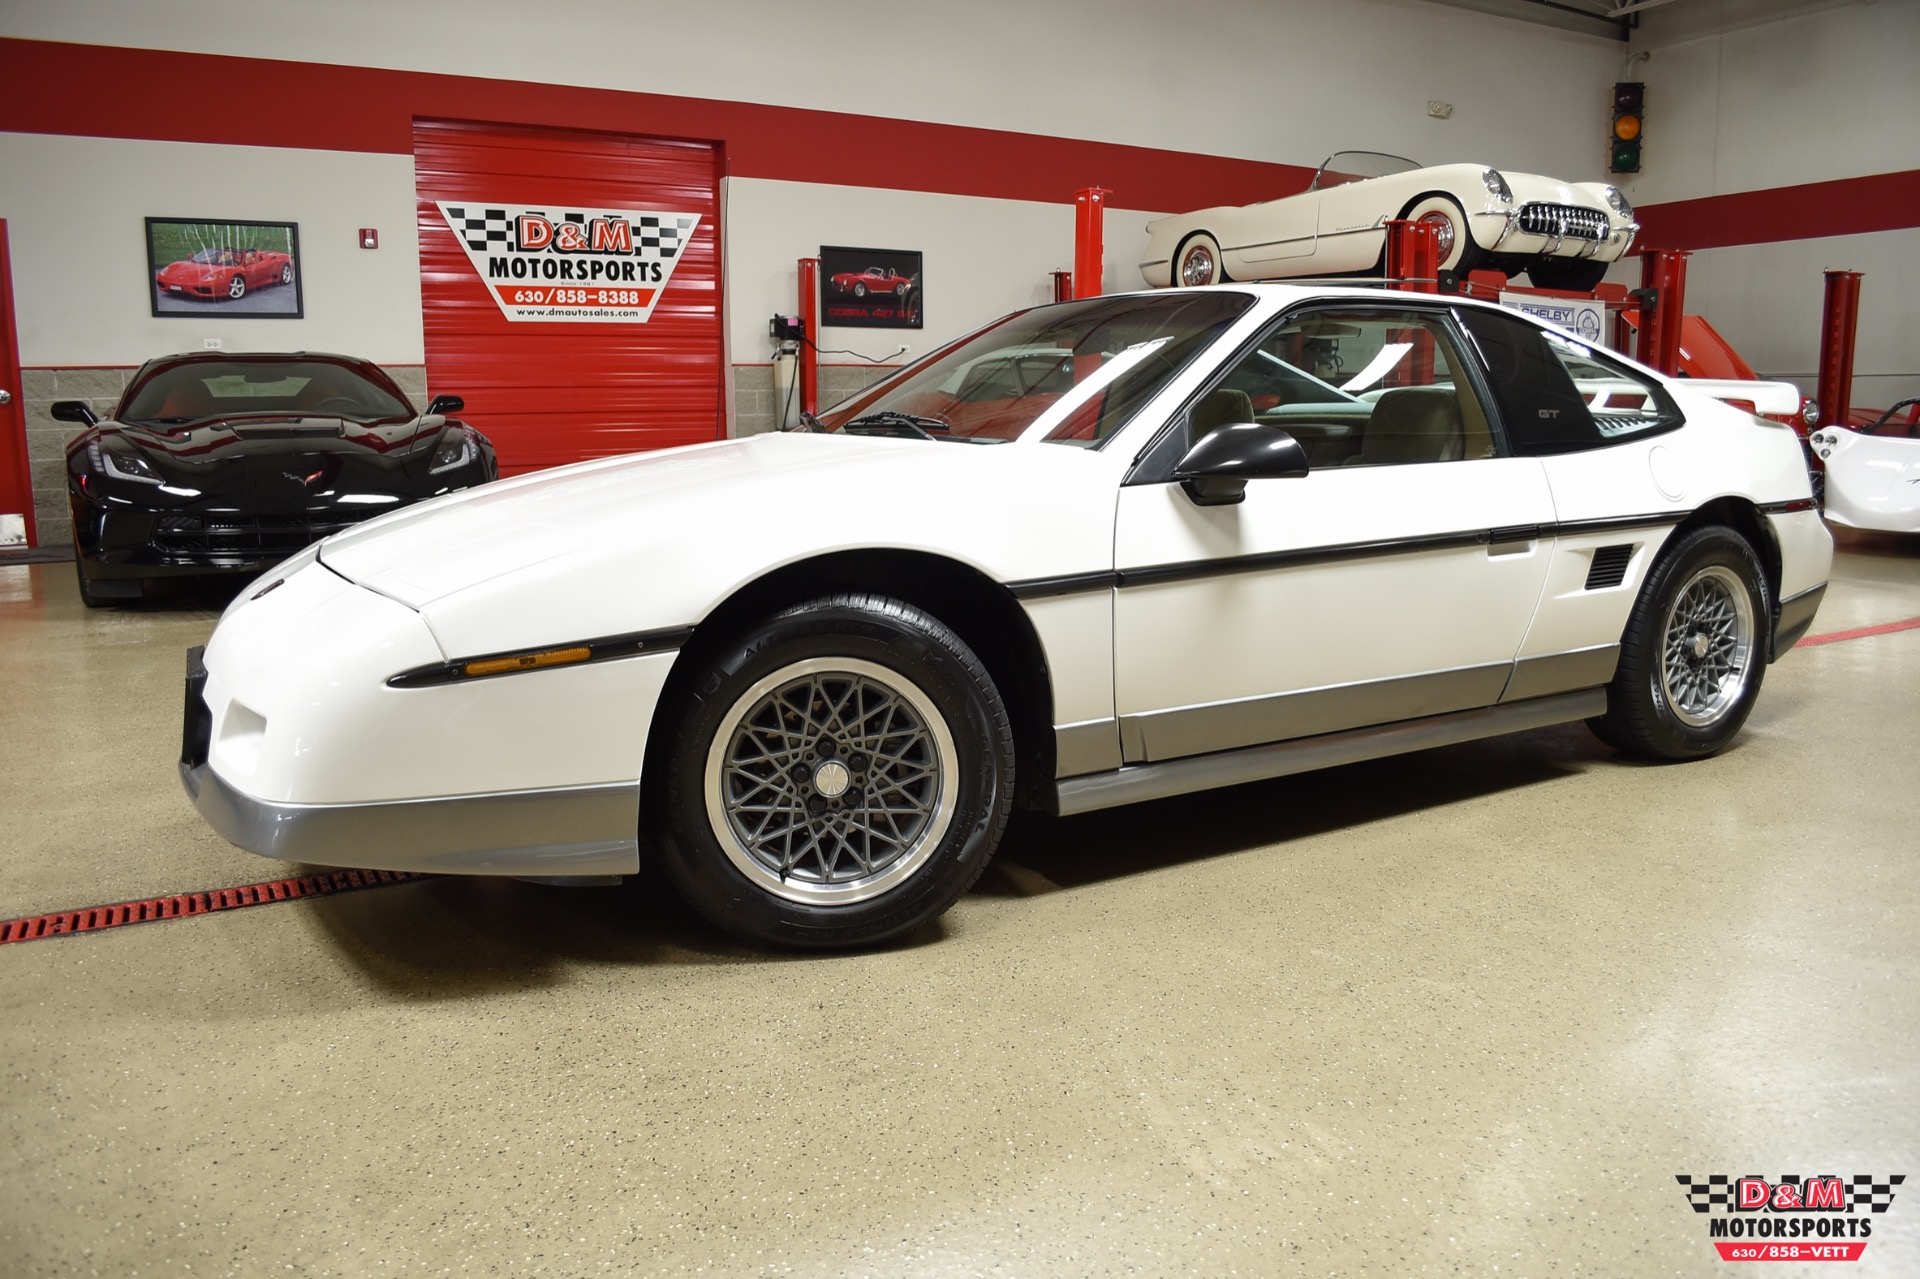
21 364 429 549
732 364 901 437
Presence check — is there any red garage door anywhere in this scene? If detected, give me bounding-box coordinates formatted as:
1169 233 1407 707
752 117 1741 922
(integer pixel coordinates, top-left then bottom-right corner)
414 119 723 475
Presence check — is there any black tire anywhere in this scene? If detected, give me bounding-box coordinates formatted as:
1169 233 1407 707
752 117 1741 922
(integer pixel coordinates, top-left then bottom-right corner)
1588 526 1769 760
653 593 1014 950
1526 257 1609 292
853 282 868 298
1173 232 1226 287
74 556 141 608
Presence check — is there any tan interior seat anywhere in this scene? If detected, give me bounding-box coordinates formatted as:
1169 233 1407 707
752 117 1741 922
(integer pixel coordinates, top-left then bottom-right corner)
1188 387 1255 448
1354 386 1465 465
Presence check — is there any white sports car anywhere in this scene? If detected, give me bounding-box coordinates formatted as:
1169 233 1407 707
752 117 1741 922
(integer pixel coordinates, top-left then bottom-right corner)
1141 151 1638 293
181 285 1829 949
1808 400 1920 533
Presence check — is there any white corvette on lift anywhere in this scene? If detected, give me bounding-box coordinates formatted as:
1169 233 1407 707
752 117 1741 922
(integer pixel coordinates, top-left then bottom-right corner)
182 284 1830 949
1140 151 1638 293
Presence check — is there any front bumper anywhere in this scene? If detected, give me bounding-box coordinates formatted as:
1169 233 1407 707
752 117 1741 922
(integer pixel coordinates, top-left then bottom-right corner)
1476 208 1636 262
179 755 640 876
180 643 639 873
72 493 389 579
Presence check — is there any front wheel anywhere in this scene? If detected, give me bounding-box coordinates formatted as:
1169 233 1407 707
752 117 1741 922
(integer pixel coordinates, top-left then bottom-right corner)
853 282 868 298
1400 195 1483 275
654 594 1014 949
227 274 247 300
1588 526 1769 760
1173 232 1226 287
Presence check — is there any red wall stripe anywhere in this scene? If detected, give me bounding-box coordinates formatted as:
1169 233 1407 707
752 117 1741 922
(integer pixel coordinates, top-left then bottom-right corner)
5 39 1915 250
0 37 1313 213
1633 168 1920 253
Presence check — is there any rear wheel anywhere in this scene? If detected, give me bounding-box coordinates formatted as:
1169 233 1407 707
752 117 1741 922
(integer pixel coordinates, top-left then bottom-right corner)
654 594 1014 949
279 262 294 286
1588 526 1769 760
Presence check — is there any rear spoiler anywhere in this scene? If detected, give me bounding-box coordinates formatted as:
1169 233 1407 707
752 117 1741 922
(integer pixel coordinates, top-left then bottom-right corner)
1680 379 1803 415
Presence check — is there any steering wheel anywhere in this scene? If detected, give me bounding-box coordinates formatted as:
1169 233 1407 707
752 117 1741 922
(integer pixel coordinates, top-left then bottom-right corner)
309 396 363 415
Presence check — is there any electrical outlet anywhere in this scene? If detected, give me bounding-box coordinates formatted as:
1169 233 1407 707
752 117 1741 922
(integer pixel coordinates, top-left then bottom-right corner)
1427 101 1454 119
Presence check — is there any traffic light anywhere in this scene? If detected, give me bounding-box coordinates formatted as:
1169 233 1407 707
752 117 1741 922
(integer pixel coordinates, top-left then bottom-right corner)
1611 82 1644 174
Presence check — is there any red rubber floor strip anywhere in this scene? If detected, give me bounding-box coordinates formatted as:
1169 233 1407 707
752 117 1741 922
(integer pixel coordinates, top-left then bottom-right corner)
1796 615 1920 648
0 869 429 945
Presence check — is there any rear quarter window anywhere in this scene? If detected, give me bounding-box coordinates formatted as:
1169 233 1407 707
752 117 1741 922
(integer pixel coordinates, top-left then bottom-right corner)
1459 308 1682 455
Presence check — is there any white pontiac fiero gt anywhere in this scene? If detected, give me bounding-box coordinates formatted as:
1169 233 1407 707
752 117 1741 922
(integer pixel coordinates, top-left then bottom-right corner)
182 285 1830 949
1141 151 1638 293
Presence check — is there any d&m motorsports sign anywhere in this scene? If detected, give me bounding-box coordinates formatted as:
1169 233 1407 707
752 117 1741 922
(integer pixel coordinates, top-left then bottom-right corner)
437 202 701 323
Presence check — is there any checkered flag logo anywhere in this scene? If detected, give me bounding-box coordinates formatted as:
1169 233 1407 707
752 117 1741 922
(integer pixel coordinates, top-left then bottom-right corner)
1849 1174 1904 1213
432 200 702 324
442 205 514 253
1676 1173 1904 1213
1676 1174 1735 1214
439 206 696 258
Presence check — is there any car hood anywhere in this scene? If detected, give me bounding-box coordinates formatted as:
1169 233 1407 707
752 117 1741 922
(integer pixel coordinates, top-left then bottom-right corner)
102 416 449 467
316 432 1120 623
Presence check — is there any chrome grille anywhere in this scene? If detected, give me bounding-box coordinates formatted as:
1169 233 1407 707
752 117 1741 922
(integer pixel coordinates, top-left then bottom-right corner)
1518 203 1610 242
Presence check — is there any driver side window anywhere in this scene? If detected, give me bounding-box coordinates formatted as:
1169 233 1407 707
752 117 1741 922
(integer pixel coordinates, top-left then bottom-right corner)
1206 308 1499 467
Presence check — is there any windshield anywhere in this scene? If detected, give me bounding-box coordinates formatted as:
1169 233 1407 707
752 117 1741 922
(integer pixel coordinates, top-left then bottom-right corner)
815 292 1253 445
118 359 416 426
1309 151 1422 191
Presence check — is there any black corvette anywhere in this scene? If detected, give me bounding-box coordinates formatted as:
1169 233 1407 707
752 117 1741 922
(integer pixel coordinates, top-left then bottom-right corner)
58 352 498 606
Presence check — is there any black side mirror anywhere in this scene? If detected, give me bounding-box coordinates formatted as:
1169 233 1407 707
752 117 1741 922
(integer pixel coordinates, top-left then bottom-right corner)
1173 422 1310 506
51 400 100 427
426 394 464 417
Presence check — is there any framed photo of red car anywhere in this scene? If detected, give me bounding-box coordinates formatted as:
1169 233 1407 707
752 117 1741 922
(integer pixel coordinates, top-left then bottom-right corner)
146 218 303 319
820 246 921 329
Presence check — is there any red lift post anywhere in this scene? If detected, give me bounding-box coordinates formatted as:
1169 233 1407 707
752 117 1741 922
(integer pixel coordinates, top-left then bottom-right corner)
1073 187 1112 300
1816 269 1863 430
797 256 820 418
1381 219 1441 293
1635 248 1690 375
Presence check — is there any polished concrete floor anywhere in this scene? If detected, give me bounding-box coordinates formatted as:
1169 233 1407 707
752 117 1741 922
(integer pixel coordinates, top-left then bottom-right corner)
2 535 1916 1277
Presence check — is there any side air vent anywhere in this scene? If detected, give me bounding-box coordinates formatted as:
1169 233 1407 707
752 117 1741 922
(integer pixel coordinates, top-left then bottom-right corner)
1585 544 1634 590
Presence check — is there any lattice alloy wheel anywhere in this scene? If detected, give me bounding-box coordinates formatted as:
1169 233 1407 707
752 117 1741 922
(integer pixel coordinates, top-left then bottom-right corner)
704 657 960 906
1588 525 1769 761
655 593 1014 949
1658 565 1754 728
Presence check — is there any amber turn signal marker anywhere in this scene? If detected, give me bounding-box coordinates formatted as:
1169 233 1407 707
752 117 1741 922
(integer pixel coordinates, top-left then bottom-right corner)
463 646 591 678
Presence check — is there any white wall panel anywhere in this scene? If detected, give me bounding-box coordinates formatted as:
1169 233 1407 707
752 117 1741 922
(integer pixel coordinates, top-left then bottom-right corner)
1627 0 1920 203
0 133 424 367
1687 229 1920 409
723 178 1166 366
1 0 1618 175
